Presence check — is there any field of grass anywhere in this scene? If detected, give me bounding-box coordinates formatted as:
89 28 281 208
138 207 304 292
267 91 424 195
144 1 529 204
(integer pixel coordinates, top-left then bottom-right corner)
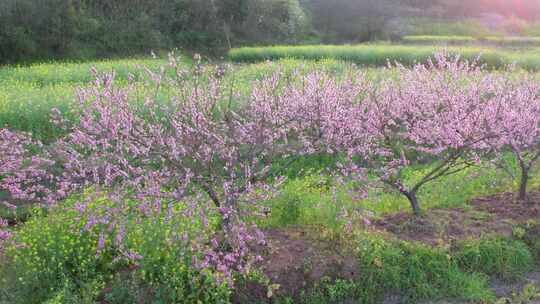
1 48 540 303
229 44 540 70
0 58 176 141
0 57 390 141
402 35 540 47
403 18 496 37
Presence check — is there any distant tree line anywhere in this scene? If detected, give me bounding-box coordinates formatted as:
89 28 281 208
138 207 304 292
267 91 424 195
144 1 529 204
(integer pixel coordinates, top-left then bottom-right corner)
1 0 540 63
0 0 310 63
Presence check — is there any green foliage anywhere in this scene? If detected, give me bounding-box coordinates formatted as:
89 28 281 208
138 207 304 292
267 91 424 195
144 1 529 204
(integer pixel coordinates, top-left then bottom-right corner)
402 35 476 44
359 161 512 215
229 44 540 70
354 233 493 303
0 192 230 304
0 0 169 63
296 278 359 304
257 157 516 235
260 174 354 233
0 0 309 63
0 204 108 303
0 58 180 141
455 236 534 280
225 59 363 97
533 237 540 260
404 18 496 37
523 21 540 36
517 221 540 261
42 279 104 304
0 58 167 85
402 35 540 47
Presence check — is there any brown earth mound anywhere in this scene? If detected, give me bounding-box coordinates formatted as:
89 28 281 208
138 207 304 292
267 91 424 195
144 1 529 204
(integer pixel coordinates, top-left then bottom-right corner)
234 227 358 302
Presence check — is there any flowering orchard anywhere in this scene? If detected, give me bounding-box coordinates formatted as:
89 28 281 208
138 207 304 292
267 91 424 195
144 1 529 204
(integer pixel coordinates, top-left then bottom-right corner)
348 56 511 215
1 54 540 287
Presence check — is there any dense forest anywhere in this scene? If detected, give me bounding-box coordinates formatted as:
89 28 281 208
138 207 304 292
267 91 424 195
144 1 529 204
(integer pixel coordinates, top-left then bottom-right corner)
2 0 540 63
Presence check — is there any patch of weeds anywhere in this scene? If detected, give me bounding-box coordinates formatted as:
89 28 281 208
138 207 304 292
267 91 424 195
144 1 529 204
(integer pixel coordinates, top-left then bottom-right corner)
532 238 540 261
513 226 528 239
298 277 358 304
354 232 494 304
455 236 534 280
262 175 356 235
102 274 140 304
102 271 158 304
0 205 108 304
518 221 540 261
0 192 231 304
468 209 493 221
0 204 32 226
43 279 104 304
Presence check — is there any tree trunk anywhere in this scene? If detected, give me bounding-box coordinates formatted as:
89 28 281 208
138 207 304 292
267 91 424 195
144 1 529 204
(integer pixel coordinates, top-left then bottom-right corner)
223 21 232 50
404 191 421 216
221 197 241 247
518 167 529 202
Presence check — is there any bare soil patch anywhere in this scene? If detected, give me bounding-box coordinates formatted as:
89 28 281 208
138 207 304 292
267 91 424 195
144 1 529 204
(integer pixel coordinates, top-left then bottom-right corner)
234 227 358 302
471 192 540 222
373 207 512 246
490 269 540 298
373 191 540 247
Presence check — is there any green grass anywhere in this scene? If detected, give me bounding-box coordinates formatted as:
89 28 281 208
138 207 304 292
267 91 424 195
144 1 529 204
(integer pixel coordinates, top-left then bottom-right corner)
0 80 76 140
353 233 495 303
455 236 535 280
290 233 539 304
0 58 171 86
403 18 496 37
0 57 389 141
258 160 517 233
402 35 540 47
402 35 477 44
229 44 540 70
0 57 190 141
4 54 540 142
0 191 228 304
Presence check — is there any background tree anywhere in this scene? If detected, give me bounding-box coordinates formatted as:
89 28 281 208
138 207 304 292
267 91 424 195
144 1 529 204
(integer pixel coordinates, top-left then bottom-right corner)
485 76 540 201
349 56 502 215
